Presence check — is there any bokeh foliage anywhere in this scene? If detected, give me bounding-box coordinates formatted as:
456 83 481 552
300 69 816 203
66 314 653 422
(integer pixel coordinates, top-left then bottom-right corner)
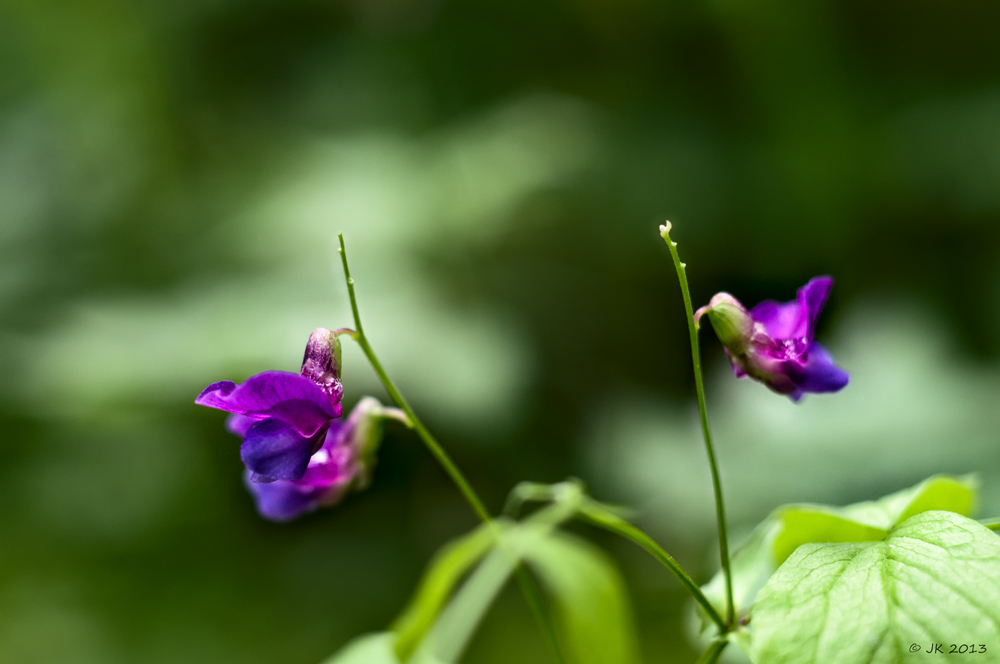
2 0 1000 662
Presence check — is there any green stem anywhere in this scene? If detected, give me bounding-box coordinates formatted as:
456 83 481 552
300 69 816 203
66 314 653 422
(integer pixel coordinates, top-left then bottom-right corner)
979 517 1000 531
660 222 735 627
695 640 729 664
337 234 565 664
337 234 491 523
577 509 727 634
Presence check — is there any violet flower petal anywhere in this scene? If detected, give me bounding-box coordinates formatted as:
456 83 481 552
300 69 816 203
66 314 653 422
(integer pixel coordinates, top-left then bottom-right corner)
244 433 355 521
245 474 326 522
787 342 850 400
240 418 327 482
749 300 803 341
196 371 338 436
799 276 833 327
750 276 832 349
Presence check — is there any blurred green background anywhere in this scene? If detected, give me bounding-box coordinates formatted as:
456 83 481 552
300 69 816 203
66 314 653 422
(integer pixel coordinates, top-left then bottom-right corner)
3 0 1000 662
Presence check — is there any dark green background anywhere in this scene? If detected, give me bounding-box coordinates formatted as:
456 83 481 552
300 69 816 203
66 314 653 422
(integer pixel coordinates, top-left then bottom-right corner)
3 0 1000 661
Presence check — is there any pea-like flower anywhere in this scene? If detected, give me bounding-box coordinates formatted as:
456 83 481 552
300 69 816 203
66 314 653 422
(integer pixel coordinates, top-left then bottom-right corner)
196 328 345 483
244 397 410 521
694 276 849 401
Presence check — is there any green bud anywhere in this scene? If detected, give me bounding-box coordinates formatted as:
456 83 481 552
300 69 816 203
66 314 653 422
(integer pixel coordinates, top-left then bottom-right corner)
695 293 754 356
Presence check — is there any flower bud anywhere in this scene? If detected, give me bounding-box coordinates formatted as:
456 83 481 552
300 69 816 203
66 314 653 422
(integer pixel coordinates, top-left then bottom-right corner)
695 293 754 357
301 327 343 407
333 396 411 489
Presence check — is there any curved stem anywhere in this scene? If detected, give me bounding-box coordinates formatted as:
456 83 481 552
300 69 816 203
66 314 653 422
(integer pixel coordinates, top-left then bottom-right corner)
577 506 727 634
337 234 565 663
338 234 491 523
660 222 734 627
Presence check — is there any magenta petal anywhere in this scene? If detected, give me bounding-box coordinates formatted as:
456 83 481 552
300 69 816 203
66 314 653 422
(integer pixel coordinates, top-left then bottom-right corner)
196 380 237 406
226 414 260 437
240 418 326 482
301 436 355 486
750 276 833 351
750 299 805 341
196 371 336 437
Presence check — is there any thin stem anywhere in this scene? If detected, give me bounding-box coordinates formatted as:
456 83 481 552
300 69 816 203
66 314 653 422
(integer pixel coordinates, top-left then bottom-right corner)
577 509 727 634
659 222 735 627
337 234 565 663
338 234 491 523
979 517 1000 531
695 640 729 664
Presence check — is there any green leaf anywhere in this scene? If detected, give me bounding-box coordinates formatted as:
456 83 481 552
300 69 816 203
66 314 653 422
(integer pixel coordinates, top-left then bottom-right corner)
699 474 978 632
320 633 401 664
524 532 641 664
751 511 1000 664
411 503 577 663
412 544 521 663
392 522 499 661
832 474 978 531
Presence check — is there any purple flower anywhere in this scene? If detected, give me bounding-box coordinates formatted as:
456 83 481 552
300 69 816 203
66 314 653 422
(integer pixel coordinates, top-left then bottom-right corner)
196 328 345 482
694 276 849 401
245 397 409 521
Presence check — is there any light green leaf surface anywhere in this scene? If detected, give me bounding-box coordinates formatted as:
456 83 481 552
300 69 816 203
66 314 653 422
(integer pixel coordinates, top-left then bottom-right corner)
751 511 1000 664
524 532 640 664
392 523 499 661
320 633 401 664
700 474 978 631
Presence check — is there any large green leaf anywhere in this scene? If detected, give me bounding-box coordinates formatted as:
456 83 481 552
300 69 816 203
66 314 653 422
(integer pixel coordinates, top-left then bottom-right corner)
751 511 1000 664
699 474 978 632
392 523 499 661
524 532 641 664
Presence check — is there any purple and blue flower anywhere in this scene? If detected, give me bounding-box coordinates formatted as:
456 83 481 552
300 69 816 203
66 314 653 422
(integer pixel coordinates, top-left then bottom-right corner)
196 328 409 520
245 397 409 521
695 276 849 401
196 328 345 483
